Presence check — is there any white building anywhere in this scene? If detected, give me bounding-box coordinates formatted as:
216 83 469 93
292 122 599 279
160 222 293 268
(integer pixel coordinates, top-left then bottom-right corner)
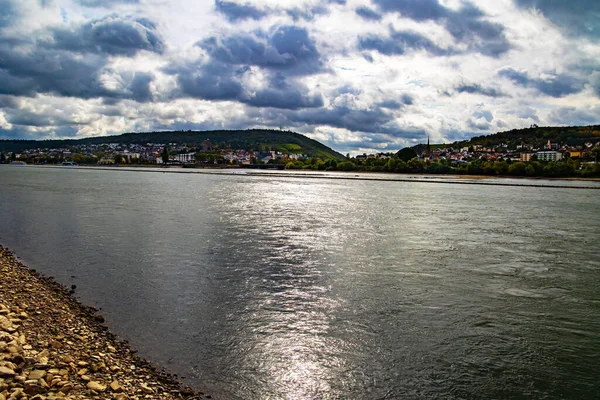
174 153 196 163
536 151 563 162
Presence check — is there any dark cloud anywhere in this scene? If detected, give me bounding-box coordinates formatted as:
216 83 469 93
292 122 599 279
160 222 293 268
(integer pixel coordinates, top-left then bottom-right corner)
0 46 107 99
473 109 493 122
199 26 323 75
0 45 157 103
0 10 162 103
468 119 491 130
76 0 140 6
498 68 584 97
379 100 403 109
356 7 382 21
241 99 419 137
171 61 322 110
246 87 323 109
372 0 511 57
548 106 600 125
128 72 154 102
514 0 600 40
214 0 267 21
0 70 37 97
46 15 165 56
285 5 328 21
456 83 505 97
358 29 451 56
0 95 19 109
379 94 413 109
516 106 540 122
0 0 20 29
175 62 245 101
288 107 404 135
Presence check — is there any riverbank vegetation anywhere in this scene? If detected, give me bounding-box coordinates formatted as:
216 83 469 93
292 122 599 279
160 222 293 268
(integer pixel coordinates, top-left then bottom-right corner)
284 155 600 178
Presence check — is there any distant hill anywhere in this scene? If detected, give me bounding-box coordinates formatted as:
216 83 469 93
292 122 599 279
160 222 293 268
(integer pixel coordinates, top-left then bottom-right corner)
0 129 344 159
413 125 600 151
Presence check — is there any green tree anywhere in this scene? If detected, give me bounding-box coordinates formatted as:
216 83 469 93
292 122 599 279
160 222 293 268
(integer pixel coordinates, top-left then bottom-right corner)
396 147 418 163
337 161 356 171
161 146 170 164
407 158 424 172
592 147 600 163
494 161 509 175
427 162 449 174
508 162 527 176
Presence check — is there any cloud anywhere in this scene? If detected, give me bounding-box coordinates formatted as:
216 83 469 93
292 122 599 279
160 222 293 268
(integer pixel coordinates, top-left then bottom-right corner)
355 7 382 21
76 0 140 7
285 4 329 21
286 107 410 136
548 106 600 125
174 62 244 101
358 29 452 56
0 0 20 29
171 61 322 110
468 119 491 130
372 0 511 57
498 68 585 97
516 106 539 122
46 14 165 56
455 84 506 97
214 0 267 21
199 25 323 75
514 0 600 40
473 109 493 122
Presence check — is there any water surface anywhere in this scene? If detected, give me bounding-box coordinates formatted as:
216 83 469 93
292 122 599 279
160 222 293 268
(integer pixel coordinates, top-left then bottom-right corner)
1 165 599 399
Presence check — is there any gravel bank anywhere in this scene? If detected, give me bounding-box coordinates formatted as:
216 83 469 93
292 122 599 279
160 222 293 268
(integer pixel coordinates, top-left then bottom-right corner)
0 246 210 400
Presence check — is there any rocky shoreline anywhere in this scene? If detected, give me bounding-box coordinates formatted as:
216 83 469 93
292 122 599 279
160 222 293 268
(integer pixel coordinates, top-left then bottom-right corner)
0 246 210 400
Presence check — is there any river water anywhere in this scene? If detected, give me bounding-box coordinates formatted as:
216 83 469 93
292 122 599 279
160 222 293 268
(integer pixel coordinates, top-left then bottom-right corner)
1 165 599 399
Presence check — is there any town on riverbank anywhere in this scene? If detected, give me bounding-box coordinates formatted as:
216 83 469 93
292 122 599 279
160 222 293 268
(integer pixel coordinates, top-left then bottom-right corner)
1 125 599 178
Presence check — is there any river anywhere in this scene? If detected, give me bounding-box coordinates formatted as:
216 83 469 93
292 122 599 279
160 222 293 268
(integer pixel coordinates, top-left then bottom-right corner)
1 165 599 399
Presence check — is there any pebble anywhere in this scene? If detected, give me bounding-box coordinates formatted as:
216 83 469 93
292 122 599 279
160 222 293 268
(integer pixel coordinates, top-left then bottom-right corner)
0 246 209 399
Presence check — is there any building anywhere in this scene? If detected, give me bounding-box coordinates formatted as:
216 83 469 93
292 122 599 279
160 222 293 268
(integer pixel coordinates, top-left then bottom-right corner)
536 151 563 162
174 153 195 163
520 153 534 162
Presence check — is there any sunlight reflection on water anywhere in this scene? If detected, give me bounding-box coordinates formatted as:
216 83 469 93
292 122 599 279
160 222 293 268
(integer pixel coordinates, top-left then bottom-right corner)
1 166 600 399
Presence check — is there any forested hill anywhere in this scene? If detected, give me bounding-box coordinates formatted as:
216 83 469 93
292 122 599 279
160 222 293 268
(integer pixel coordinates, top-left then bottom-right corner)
0 129 344 159
450 125 600 149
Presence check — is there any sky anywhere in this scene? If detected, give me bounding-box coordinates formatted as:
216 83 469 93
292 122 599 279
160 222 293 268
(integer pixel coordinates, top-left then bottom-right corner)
0 0 599 154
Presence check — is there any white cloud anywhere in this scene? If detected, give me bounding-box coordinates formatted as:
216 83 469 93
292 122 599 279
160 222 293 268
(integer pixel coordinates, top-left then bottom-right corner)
0 0 598 154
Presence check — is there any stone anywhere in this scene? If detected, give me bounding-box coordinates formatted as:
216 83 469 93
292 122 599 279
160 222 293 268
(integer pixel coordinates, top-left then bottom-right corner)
139 383 154 394
24 381 45 395
86 381 106 392
109 379 122 392
58 383 73 393
48 340 62 350
0 367 15 378
35 350 49 364
0 316 13 331
28 370 46 380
